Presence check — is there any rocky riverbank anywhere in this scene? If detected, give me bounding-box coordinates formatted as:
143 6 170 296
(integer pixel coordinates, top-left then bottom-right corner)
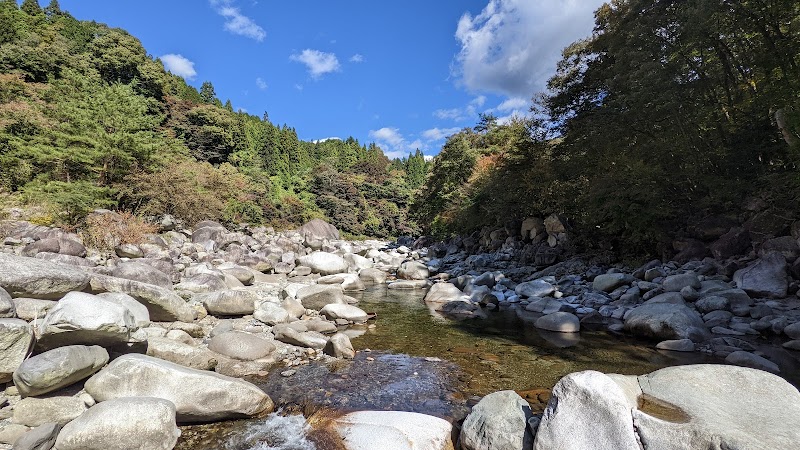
0 212 799 449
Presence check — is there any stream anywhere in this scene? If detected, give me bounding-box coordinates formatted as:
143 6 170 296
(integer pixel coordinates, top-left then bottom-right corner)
176 285 782 449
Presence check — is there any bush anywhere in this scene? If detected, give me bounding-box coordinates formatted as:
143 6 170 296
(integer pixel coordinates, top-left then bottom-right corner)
80 211 158 252
21 180 114 226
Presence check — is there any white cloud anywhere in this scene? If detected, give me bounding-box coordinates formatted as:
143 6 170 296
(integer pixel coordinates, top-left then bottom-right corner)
496 96 529 112
368 127 428 159
290 49 341 79
311 137 342 144
422 127 461 141
210 0 266 41
255 77 268 90
350 54 364 63
433 96 488 122
160 54 196 80
454 0 605 97
295 84 304 91
434 108 462 121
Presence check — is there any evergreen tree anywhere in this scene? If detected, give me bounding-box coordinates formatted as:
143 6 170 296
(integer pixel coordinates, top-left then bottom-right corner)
199 81 216 104
21 0 42 16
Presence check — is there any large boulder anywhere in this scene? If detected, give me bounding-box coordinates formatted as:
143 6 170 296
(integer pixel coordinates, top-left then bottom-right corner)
593 273 631 293
54 397 180 450
0 253 89 300
296 284 346 310
359 268 387 284
84 354 273 422
12 396 87 427
195 289 259 316
88 274 196 322
298 218 339 241
297 252 349 275
21 237 86 258
323 332 355 359
253 302 290 325
12 422 61 450
13 345 109 397
733 252 788 299
662 273 701 292
207 331 276 361
460 390 533 450
331 411 453 450
535 312 580 333
0 318 33 383
320 304 368 322
145 337 219 370
97 292 151 328
36 292 138 350
0 286 15 318
111 261 172 289
397 261 429 280
710 227 751 259
424 283 464 303
272 324 328 349
515 279 557 298
624 303 707 341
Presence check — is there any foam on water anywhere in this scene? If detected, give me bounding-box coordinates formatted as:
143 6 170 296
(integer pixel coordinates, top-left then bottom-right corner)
226 412 317 450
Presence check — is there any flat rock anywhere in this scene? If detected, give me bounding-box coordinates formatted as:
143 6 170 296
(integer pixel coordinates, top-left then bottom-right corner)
0 253 89 300
320 304 368 322
460 390 533 450
12 396 87 427
332 410 453 450
359 268 387 284
515 280 556 298
296 285 345 310
272 324 328 349
207 331 275 361
88 274 196 322
11 298 57 321
97 292 151 328
297 252 349 275
146 337 218 370
624 303 707 341
724 351 780 373
656 339 695 352
54 397 180 450
535 312 580 333
111 261 172 289
13 345 109 397
424 283 464 303
36 292 137 350
662 273 701 292
84 354 273 422
195 289 259 316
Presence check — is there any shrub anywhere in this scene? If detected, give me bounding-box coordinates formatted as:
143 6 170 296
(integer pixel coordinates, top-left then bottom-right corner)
80 211 158 252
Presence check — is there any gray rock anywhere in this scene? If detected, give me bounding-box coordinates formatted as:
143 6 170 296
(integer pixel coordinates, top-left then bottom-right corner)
695 296 730 313
461 390 532 450
298 218 339 241
525 298 565 315
54 397 180 450
12 396 87 427
146 337 218 370
624 303 707 341
195 290 258 316
724 351 780 373
0 287 14 318
84 354 273 422
784 322 800 339
323 332 355 359
13 345 109 397
387 280 430 289
782 340 800 351
12 422 60 450
331 411 453 450
319 304 368 323
253 302 290 325
592 273 631 293
0 423 29 446
207 331 275 361
0 253 89 300
272 324 328 349
174 273 227 293
281 298 306 320
733 252 788 299
0 318 33 383
424 283 464 303
36 292 137 350
344 253 373 271
656 339 695 352
535 312 580 333
515 280 556 298
97 292 151 328
297 252 349 275
643 291 685 305
111 261 172 289
710 227 751 259
662 273 701 292
397 260 429 280
115 243 143 259
88 274 196 322
534 371 640 450
296 285 345 310
358 268 386 284
220 266 255 286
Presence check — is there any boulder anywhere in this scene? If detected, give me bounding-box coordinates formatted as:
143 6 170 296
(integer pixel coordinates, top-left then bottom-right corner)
195 289 258 316
0 253 89 300
174 273 227 293
296 285 346 310
319 303 368 322
297 252 349 275
36 292 137 350
54 397 180 450
534 371 640 450
12 422 60 450
332 411 453 450
298 218 339 241
710 227 750 259
656 339 695 352
760 236 800 261
97 292 151 328
695 296 730 313
624 303 707 341
84 354 273 422
88 274 196 322
424 283 464 303
13 345 109 397
12 396 87 427
146 337 218 370
662 273 701 292
515 280 556 298
460 390 533 450
724 351 780 373
272 324 328 349
358 268 387 284
345 253 373 271
0 318 33 383
525 298 564 315
387 280 430 290
535 312 580 333
397 261 429 280
592 273 631 293
323 332 355 359
0 286 14 318
207 331 275 361
253 302 290 325
733 252 788 299
111 261 172 289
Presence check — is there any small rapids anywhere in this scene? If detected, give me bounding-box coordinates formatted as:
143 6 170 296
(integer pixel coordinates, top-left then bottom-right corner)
222 412 317 450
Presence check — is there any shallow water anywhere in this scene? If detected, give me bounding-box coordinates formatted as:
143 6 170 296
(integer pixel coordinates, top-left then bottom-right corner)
178 285 796 449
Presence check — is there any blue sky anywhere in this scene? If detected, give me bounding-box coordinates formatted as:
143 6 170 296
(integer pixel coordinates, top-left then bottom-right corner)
57 0 606 158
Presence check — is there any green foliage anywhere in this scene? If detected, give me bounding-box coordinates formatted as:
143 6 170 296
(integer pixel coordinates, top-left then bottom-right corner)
21 180 113 225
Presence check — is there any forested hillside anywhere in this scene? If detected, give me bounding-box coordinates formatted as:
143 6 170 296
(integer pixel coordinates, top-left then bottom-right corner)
0 0 429 237
413 0 800 257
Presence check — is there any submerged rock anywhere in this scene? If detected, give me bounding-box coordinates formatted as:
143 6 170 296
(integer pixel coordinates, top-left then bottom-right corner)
331 410 454 450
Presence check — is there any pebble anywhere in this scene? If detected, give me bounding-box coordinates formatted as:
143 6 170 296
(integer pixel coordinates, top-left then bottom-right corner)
281 370 296 377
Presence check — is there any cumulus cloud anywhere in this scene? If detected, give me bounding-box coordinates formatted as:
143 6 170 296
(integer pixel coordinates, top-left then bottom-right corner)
160 54 197 80
496 96 529 112
311 137 342 144
210 0 266 41
422 127 462 141
350 54 364 63
255 77 268 90
369 127 428 159
290 49 341 79
433 96 487 122
453 0 605 97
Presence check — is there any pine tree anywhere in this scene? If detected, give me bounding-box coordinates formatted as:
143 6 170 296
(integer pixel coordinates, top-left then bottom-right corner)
199 81 216 104
21 0 42 16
